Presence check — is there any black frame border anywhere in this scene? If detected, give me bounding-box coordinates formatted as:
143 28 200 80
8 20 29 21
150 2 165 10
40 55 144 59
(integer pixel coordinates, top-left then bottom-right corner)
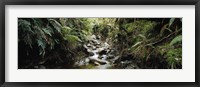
0 0 200 87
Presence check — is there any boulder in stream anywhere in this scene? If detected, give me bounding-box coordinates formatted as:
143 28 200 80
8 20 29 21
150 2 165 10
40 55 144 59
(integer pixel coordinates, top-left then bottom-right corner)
89 58 107 65
99 50 107 55
107 55 115 59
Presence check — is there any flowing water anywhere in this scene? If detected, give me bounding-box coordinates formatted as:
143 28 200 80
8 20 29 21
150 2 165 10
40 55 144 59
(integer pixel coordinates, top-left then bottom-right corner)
74 34 119 69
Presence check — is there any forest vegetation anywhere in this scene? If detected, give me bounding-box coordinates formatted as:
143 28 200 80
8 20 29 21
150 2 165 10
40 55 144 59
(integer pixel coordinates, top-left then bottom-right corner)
18 18 182 69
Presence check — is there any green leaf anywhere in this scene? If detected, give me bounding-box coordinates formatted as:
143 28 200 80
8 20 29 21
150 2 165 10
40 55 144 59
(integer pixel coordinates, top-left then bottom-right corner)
64 35 82 49
37 39 46 50
18 19 31 26
49 19 62 33
170 35 182 46
129 41 142 51
43 28 52 36
61 26 72 34
169 18 175 28
64 35 82 42
59 18 66 26
138 34 146 40
54 39 59 44
18 19 33 33
166 28 173 32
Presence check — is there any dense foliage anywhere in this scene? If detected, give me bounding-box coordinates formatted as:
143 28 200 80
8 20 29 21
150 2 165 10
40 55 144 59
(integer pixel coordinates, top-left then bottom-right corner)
18 18 182 69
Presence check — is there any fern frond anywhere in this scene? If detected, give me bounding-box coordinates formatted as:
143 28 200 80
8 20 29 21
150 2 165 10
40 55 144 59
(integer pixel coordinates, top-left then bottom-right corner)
49 19 62 33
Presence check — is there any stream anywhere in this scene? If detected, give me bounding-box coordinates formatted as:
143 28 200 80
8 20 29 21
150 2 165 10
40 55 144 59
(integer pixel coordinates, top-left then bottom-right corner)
74 34 120 69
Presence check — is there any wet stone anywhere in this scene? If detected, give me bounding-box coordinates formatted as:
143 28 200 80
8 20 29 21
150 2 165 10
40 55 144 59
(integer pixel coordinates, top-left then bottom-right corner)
77 34 119 69
89 52 94 56
107 55 115 59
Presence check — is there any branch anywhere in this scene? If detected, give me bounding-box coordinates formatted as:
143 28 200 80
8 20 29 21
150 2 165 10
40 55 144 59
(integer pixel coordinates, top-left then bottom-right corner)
146 29 181 46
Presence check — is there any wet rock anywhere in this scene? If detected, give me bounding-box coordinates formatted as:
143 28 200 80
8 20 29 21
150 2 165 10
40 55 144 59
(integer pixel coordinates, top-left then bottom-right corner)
96 45 101 48
109 49 116 54
97 61 107 65
89 58 107 65
113 56 120 60
104 42 109 48
107 55 114 59
93 62 101 66
80 34 116 69
91 35 96 39
97 48 104 52
99 55 107 59
96 35 101 39
116 60 139 69
75 58 90 66
106 48 111 53
83 47 93 55
99 56 103 59
99 50 107 55
89 59 106 66
96 41 101 45
89 52 94 56
91 40 96 44
85 58 90 63
86 43 92 47
92 46 96 50
78 61 85 66
83 45 87 49
125 64 139 69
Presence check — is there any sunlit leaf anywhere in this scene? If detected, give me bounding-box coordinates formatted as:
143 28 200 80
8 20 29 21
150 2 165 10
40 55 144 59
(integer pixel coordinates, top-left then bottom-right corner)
49 19 62 33
170 35 182 46
169 18 175 28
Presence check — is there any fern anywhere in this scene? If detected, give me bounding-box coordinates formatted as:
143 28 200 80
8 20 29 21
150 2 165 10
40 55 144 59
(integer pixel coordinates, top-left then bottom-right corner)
61 26 72 35
37 39 46 50
59 18 66 26
18 19 34 48
43 27 53 37
18 19 33 33
64 35 82 49
64 35 82 42
49 19 62 33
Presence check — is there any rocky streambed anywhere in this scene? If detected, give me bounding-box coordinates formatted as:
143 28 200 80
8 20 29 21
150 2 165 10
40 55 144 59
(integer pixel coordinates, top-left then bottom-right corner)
74 34 118 69
74 34 139 69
